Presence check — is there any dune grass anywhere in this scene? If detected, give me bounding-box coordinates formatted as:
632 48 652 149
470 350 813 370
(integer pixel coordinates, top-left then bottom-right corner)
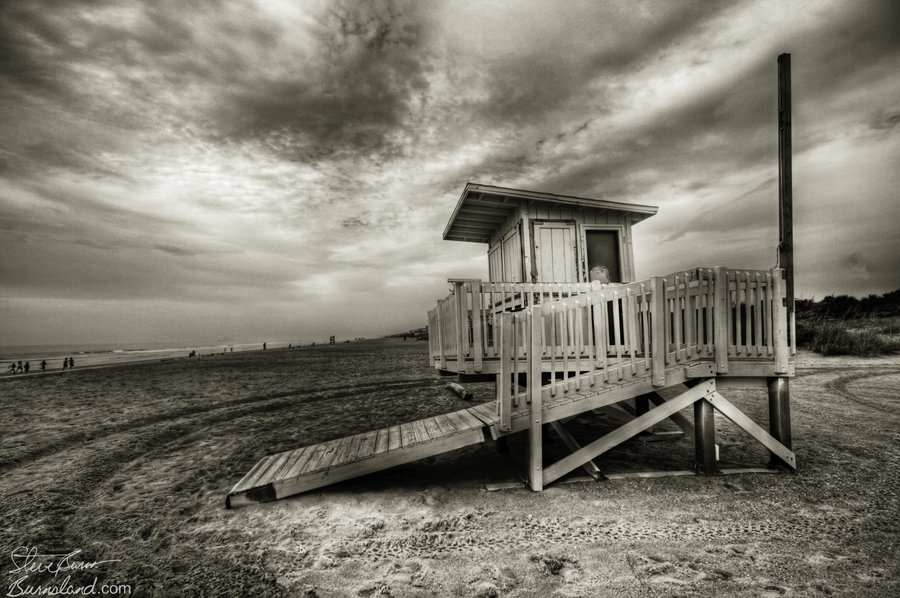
795 318 900 356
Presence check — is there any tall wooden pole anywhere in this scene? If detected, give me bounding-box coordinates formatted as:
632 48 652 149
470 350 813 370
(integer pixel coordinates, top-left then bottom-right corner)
770 53 794 468
777 53 794 321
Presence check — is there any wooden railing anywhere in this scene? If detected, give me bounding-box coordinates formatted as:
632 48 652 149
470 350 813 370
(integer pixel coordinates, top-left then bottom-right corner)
476 267 791 432
427 268 792 386
427 280 597 371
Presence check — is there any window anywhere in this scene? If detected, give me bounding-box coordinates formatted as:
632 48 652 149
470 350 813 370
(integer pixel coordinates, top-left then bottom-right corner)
585 229 621 283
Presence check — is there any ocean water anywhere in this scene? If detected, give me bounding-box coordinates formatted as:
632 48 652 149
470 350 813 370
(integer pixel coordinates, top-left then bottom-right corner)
0 340 299 372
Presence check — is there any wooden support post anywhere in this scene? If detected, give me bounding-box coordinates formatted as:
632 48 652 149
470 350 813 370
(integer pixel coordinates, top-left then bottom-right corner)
454 282 467 370
767 377 794 468
436 299 447 370
528 307 543 491
772 268 789 374
471 282 484 372
650 276 666 387
694 396 717 475
713 266 729 373
498 312 513 432
634 392 650 417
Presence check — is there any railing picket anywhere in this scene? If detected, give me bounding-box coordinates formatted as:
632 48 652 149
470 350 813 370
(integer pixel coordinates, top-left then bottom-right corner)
743 271 752 356
626 288 637 376
574 300 583 391
727 270 737 357
650 277 666 387
640 284 651 372
593 293 607 383
753 272 763 356
586 295 597 386
685 274 696 358
549 305 557 397
562 307 570 393
674 274 684 361
612 292 624 380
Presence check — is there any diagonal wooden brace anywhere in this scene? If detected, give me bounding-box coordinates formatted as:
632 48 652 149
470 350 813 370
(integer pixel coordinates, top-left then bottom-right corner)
605 390 694 437
647 390 695 436
541 380 716 486
549 421 603 479
705 391 797 469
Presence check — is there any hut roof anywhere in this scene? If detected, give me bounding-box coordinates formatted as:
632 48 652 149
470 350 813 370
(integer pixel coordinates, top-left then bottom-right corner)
443 183 659 243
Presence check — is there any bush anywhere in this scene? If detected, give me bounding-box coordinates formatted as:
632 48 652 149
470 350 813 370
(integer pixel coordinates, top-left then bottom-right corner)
795 319 900 356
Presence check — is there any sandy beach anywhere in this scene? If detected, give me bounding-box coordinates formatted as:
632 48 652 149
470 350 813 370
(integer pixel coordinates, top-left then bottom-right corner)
1 339 897 597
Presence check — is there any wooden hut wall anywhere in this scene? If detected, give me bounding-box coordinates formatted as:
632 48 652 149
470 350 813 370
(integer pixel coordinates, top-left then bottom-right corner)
526 201 636 283
487 206 526 283
483 200 638 283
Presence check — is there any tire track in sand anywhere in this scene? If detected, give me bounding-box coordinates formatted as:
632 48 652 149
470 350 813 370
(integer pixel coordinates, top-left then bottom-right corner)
1 377 453 550
822 369 900 415
0 378 443 474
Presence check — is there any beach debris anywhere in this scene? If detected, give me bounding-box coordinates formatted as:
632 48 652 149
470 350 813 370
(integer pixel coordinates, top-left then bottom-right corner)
445 382 473 401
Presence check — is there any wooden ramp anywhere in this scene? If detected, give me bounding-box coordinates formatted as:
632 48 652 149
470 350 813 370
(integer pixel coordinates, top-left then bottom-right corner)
226 406 494 508
226 366 667 507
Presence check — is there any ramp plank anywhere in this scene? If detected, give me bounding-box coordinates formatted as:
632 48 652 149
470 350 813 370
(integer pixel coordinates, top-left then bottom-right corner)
374 428 390 455
400 423 417 448
387 425 403 451
468 402 498 425
423 417 443 439
282 446 317 480
432 413 457 435
356 431 379 461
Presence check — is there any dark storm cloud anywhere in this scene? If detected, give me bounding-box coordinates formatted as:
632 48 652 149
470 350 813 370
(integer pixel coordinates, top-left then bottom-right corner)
869 108 900 131
211 2 430 160
0 2 81 98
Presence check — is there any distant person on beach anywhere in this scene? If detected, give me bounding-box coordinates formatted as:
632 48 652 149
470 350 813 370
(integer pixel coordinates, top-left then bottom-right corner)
16 361 23 373
69 357 75 368
41 360 47 371
7 363 15 374
23 362 30 373
263 342 267 350
63 358 69 369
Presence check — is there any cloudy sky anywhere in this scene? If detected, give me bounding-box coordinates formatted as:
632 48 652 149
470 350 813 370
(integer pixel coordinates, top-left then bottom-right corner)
1 0 898 346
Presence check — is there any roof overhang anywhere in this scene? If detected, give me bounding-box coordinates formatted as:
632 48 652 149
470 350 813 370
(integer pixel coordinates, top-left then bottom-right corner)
443 182 659 243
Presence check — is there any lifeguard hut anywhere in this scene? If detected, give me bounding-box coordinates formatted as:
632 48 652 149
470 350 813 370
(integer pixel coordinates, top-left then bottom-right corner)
443 183 657 286
226 56 797 507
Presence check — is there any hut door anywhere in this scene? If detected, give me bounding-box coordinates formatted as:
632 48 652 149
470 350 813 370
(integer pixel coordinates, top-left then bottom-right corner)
533 222 577 282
